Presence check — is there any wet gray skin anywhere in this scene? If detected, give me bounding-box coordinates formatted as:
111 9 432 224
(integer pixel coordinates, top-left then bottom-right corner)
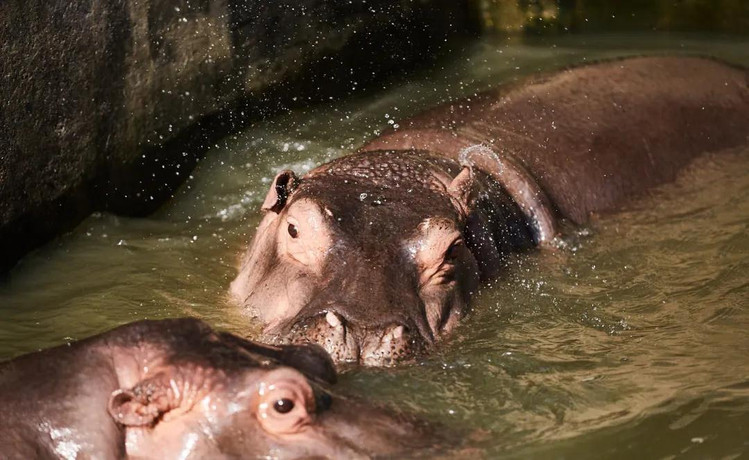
231 57 749 366
0 318 443 459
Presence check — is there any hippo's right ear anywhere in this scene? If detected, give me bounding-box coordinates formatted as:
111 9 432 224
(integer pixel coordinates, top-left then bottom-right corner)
447 166 476 218
262 170 300 213
107 384 171 427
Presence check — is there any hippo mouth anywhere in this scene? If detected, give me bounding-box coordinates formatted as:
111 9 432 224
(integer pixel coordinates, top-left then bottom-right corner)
267 310 430 366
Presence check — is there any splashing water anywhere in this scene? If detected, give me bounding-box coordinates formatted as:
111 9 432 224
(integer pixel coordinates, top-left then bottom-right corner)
1 33 748 458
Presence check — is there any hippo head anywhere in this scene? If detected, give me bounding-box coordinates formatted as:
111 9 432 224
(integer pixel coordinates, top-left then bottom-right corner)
232 151 486 365
107 322 440 458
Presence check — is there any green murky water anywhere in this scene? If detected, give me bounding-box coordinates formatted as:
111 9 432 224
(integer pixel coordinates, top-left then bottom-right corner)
1 34 748 458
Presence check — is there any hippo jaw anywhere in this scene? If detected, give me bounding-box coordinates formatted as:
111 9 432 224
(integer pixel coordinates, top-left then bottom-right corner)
278 310 428 366
271 250 478 367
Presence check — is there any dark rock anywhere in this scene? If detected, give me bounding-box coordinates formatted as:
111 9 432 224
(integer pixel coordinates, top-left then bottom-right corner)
0 0 473 272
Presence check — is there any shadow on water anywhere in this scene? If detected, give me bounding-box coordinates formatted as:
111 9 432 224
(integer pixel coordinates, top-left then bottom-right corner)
0 33 748 457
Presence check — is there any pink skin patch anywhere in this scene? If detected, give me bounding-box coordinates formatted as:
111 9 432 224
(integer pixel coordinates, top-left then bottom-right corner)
406 218 465 335
279 199 334 269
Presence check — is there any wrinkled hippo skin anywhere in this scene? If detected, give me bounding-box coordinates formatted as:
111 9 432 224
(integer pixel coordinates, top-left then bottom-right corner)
231 56 749 365
0 318 441 459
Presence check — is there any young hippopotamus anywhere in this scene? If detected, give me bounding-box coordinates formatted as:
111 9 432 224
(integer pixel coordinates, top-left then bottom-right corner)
231 56 749 366
0 318 440 458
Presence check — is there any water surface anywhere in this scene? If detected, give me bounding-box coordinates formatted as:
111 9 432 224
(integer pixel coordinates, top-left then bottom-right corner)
1 33 748 458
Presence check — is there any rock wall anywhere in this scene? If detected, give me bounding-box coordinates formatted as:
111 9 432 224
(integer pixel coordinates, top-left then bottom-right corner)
0 0 472 272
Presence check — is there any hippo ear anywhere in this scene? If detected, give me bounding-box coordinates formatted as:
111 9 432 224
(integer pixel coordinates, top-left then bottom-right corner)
262 170 300 213
447 166 476 216
107 379 172 427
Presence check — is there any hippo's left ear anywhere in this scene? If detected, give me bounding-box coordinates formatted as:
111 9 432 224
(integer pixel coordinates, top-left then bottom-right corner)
262 170 300 213
107 377 173 427
447 166 476 217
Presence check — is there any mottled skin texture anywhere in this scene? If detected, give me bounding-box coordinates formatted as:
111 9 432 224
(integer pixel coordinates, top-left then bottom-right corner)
232 56 749 366
0 318 440 459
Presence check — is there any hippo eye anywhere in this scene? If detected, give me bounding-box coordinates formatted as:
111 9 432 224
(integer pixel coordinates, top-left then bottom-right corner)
273 398 295 414
287 223 298 238
446 239 464 260
256 369 314 436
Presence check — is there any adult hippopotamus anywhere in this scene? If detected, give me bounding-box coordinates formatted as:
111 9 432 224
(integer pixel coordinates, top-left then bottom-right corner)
0 318 440 458
231 56 749 365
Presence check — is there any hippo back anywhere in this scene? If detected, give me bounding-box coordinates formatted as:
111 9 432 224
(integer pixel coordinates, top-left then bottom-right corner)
362 57 749 224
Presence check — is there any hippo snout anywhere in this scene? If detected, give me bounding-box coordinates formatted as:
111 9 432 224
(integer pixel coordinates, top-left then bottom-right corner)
279 310 425 366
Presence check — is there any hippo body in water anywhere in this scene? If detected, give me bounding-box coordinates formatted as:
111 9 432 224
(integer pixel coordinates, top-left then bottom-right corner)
231 56 749 365
0 318 438 459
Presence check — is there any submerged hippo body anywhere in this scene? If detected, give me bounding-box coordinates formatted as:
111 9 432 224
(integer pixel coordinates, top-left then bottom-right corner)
231 57 749 365
0 318 439 459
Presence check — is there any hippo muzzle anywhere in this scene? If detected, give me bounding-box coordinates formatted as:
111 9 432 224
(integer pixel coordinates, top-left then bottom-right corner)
280 309 430 366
